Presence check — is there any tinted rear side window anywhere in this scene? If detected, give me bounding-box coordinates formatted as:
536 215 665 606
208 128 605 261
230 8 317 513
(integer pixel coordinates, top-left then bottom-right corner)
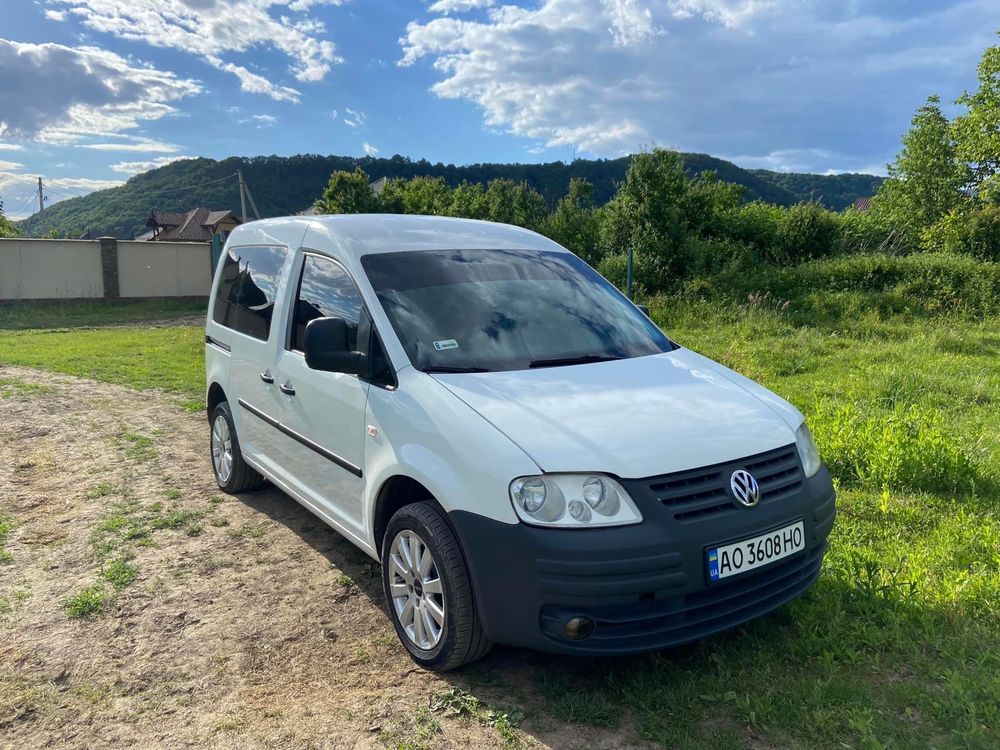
213 245 287 340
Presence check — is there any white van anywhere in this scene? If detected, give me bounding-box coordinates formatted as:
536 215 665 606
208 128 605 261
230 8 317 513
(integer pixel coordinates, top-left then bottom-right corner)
205 214 836 670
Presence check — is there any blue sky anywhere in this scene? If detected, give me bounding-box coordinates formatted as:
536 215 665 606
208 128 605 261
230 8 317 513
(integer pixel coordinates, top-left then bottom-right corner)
0 0 996 218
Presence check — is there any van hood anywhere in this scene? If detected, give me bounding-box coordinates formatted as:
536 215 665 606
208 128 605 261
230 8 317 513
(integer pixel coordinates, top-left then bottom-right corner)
429 348 801 478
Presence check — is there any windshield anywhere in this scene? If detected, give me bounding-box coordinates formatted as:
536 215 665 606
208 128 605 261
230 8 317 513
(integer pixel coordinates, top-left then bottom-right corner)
361 248 675 372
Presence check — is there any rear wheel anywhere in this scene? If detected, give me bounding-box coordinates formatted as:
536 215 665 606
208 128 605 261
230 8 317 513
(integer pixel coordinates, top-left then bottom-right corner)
210 401 264 493
381 502 492 671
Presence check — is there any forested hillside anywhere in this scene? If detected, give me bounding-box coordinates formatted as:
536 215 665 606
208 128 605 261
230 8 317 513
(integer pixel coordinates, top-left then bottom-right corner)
16 152 881 239
751 170 884 210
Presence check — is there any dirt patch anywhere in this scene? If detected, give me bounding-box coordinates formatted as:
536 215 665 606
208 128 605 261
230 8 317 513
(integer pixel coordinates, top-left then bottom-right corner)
0 365 654 749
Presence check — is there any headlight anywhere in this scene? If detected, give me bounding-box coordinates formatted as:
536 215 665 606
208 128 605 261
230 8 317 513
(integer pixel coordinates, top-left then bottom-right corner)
509 474 642 528
795 422 822 478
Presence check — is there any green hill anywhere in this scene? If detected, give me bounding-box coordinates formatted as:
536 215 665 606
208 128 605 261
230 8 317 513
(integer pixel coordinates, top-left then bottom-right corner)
750 170 884 210
16 153 882 238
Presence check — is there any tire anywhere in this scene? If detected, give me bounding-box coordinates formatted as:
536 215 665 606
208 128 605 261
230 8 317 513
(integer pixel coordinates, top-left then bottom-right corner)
381 501 492 671
209 401 265 493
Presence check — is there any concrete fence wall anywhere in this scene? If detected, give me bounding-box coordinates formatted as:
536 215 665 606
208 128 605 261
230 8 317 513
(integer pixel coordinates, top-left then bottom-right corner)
0 237 213 300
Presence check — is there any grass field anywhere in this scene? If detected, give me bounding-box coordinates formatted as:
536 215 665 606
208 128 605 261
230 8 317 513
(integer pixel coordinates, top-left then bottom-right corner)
1 298 998 748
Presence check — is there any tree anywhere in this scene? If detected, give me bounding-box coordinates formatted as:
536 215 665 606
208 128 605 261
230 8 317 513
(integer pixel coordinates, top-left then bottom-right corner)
446 181 490 220
952 35 1000 201
872 96 970 233
376 176 452 215
543 178 600 264
482 179 548 229
598 148 691 286
315 168 380 214
0 198 18 238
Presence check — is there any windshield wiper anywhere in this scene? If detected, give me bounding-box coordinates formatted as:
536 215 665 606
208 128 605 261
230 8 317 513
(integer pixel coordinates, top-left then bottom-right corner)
421 365 493 373
528 354 626 369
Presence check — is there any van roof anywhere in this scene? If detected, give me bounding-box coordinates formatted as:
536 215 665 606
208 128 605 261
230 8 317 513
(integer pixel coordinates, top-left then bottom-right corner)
232 214 567 258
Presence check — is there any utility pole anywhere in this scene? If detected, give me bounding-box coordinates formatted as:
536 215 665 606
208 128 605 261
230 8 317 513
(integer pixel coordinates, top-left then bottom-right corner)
237 169 248 222
243 178 261 221
37 177 44 215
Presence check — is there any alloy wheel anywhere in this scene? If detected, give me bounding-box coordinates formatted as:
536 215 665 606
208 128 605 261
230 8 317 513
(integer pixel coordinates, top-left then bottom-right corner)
388 530 446 650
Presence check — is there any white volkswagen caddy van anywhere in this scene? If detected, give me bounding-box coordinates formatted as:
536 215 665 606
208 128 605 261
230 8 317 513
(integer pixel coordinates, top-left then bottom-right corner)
205 214 836 670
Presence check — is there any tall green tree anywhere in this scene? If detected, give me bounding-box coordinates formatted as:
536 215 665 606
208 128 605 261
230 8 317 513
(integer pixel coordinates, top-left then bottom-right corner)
482 179 548 229
872 96 970 233
0 198 18 238
377 176 452 215
544 178 600 264
315 168 380 214
953 35 1000 201
598 148 691 285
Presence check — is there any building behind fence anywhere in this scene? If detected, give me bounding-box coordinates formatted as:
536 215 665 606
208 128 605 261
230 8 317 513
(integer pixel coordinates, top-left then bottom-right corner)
0 237 215 300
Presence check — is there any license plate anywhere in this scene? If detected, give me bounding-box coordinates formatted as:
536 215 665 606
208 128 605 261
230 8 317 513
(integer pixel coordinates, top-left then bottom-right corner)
707 520 804 581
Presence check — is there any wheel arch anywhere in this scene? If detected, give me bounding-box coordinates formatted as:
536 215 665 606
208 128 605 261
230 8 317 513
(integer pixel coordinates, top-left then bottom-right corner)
207 381 227 422
372 474 443 554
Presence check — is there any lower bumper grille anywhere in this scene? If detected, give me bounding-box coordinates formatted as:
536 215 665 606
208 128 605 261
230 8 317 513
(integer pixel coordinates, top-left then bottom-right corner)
540 542 826 651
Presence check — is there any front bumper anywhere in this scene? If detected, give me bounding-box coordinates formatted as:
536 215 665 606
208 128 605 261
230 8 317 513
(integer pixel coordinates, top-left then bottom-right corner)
448 446 836 655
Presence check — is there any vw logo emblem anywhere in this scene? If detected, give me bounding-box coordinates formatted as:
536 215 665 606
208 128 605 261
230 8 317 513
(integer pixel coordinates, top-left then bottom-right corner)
730 469 760 508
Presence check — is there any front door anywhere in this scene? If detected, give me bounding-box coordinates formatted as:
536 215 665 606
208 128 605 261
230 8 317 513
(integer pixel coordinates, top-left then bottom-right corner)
275 253 369 539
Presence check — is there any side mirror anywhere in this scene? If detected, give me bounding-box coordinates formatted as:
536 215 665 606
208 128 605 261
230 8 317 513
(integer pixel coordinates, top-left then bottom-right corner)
304 317 366 375
637 304 650 317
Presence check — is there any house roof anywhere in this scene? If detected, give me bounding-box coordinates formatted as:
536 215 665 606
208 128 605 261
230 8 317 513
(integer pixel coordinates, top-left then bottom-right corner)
146 208 242 241
853 196 872 211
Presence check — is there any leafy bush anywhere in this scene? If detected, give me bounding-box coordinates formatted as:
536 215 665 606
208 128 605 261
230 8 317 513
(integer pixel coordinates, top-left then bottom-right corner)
770 202 842 264
810 399 979 493
922 205 1000 261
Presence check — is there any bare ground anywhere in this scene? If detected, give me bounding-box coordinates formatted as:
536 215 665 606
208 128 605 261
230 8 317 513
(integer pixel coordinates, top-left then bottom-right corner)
0 366 658 750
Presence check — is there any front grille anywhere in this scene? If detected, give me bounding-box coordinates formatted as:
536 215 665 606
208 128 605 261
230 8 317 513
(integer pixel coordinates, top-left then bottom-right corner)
646 445 803 523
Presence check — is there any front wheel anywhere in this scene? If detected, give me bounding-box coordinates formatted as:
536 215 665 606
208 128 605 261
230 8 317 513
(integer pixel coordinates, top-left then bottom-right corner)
210 401 265 493
381 502 492 671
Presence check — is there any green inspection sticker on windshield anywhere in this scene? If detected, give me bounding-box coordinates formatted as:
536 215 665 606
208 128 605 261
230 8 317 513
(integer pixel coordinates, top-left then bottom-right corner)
433 339 460 351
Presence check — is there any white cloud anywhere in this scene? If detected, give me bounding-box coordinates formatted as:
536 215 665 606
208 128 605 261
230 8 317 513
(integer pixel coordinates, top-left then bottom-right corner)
111 155 192 175
330 109 338 120
0 169 123 219
208 58 301 103
0 160 23 170
49 0 346 100
602 0 658 45
343 108 367 128
399 0 997 170
0 143 25 151
428 0 494 13
44 9 66 20
0 39 200 144
362 142 379 156
79 138 182 153
666 0 773 28
234 113 278 127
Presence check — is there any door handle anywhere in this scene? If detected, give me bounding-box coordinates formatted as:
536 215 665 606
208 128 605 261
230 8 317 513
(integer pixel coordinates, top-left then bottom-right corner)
279 381 296 396
260 370 274 384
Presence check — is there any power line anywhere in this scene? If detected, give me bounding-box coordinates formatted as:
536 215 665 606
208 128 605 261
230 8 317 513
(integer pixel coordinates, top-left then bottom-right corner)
136 172 239 201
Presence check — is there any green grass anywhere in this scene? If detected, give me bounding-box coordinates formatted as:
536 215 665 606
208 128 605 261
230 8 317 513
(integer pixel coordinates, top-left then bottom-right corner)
514 297 999 749
64 584 107 619
0 298 206 330
0 300 205 410
0 515 14 563
1 293 998 747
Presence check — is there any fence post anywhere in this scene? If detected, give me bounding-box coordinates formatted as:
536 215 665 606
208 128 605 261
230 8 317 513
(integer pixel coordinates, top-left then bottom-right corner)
626 246 634 300
211 233 222 273
99 237 119 299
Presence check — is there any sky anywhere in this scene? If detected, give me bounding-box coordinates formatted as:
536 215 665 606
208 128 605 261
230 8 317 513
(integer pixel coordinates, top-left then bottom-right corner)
0 0 996 219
